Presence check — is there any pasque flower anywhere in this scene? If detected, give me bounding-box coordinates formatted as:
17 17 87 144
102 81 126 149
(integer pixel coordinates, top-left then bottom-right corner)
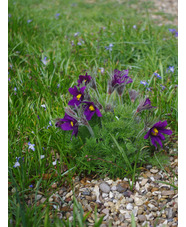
144 120 172 148
107 69 132 95
136 98 156 113
83 101 102 120
68 86 86 106
55 113 79 138
77 73 92 86
129 89 139 103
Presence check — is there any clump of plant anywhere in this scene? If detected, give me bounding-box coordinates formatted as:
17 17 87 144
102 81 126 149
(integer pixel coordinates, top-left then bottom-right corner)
55 69 172 180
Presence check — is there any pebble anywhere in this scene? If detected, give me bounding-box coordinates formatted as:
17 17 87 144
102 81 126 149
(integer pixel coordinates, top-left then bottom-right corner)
134 197 143 206
36 195 42 201
138 215 146 222
99 182 111 193
126 203 133 210
141 178 148 186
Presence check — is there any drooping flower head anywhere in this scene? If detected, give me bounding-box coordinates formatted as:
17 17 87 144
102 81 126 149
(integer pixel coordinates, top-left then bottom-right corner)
107 69 133 95
77 73 92 86
55 113 79 138
144 120 172 148
68 86 86 106
129 89 139 103
136 98 156 113
83 101 102 121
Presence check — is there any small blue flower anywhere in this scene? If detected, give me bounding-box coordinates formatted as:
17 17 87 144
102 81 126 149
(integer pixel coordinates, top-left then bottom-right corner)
74 32 80 37
28 142 35 151
29 184 34 188
168 28 176 33
167 66 174 73
105 43 113 51
27 19 32 24
133 25 137 29
77 42 82 46
40 155 45 159
154 73 161 79
160 85 166 90
46 121 52 129
14 87 17 91
57 84 60 88
13 161 20 168
55 13 60 18
41 104 46 110
140 81 148 86
41 57 48 65
8 14 12 18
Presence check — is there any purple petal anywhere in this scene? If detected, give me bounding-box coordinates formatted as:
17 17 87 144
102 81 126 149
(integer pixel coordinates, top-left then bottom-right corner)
85 110 95 121
159 129 172 135
95 108 102 117
158 132 165 140
144 131 150 139
61 122 72 131
154 137 163 148
80 86 86 93
154 120 167 129
68 98 80 106
150 136 157 147
68 86 78 96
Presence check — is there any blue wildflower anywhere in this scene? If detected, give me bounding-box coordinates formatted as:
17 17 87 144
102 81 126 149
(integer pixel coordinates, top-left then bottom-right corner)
167 66 174 73
14 87 17 91
57 84 60 88
46 121 52 129
27 19 32 23
77 42 82 46
29 184 34 188
105 43 113 51
28 142 35 151
74 32 80 37
55 13 60 18
41 104 46 110
160 85 166 90
133 25 137 29
140 81 148 86
41 57 48 65
154 73 161 79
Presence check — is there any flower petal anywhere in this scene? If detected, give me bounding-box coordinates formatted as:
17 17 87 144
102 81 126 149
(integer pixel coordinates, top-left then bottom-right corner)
154 120 167 129
61 122 72 131
95 108 102 117
144 130 150 139
158 132 165 140
150 136 157 147
159 128 172 135
155 137 163 148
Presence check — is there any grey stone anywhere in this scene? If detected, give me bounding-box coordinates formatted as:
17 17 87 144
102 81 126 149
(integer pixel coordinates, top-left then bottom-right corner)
116 184 127 193
99 182 111 193
138 215 146 222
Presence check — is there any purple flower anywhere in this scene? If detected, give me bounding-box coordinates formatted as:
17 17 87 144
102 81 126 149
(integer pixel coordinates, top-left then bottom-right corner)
14 87 17 91
137 98 156 113
68 86 86 106
77 73 92 86
140 81 148 86
154 72 161 79
108 69 132 95
37 115 40 120
144 120 172 148
133 25 137 29
83 101 102 121
77 42 82 46
57 84 60 88
29 184 34 188
55 113 79 138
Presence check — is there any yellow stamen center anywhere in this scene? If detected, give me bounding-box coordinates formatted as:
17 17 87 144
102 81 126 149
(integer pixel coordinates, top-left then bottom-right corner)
89 105 95 111
84 79 87 82
76 94 82 100
70 121 74 127
151 128 158 136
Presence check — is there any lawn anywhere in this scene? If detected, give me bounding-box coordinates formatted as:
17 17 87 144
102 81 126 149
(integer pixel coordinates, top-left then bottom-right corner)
8 0 178 225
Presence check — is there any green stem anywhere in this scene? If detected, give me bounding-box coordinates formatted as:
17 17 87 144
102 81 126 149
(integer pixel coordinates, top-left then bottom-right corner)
86 123 95 137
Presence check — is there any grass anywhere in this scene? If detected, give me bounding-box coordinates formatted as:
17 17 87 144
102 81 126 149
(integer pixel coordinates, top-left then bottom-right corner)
8 0 178 225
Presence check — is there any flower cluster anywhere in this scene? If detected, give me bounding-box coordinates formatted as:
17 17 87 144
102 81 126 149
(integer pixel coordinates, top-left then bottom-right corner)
55 73 102 139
